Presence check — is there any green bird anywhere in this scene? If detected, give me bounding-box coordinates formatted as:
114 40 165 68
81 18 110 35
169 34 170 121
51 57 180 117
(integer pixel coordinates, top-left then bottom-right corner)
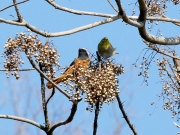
98 37 118 59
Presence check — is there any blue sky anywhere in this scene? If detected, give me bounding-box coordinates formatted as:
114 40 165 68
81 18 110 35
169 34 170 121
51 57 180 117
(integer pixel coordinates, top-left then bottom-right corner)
0 0 180 135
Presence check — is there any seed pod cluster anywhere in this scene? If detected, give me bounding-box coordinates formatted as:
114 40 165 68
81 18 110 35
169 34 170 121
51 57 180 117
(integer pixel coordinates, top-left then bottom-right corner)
81 61 120 109
135 39 180 119
145 0 167 17
2 32 60 79
171 0 179 5
61 58 124 111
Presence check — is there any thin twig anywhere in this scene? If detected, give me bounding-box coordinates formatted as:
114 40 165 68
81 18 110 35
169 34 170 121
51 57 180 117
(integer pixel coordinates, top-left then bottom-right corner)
0 0 29 12
0 114 45 131
93 102 100 135
166 60 180 92
107 0 118 12
48 103 78 133
46 88 55 106
13 0 23 22
116 95 138 135
96 51 102 62
164 67 179 91
39 63 50 130
0 68 35 71
147 43 180 60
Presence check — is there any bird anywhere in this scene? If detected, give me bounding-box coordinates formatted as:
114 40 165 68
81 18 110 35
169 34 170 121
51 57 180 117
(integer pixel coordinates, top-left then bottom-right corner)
98 37 118 59
46 48 90 89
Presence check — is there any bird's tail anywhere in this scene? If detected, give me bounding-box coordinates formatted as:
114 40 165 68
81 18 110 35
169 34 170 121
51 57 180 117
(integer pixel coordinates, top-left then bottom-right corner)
46 74 68 89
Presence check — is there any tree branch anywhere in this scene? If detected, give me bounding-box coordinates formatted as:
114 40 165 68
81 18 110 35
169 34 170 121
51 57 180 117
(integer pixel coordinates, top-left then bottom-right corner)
48 102 78 133
115 0 142 27
162 15 180 27
24 16 121 37
2 17 122 37
39 64 50 130
0 18 25 25
0 0 29 12
25 54 71 100
0 68 35 71
116 95 138 135
139 26 180 45
144 42 180 60
137 0 147 22
45 0 113 17
137 0 180 45
107 0 118 12
0 15 179 38
46 88 55 106
164 63 179 91
0 114 45 131
45 0 180 26
13 0 23 22
93 101 100 135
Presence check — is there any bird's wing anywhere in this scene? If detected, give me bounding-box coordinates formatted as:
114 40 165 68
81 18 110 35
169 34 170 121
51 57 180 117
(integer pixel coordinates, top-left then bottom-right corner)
63 58 76 72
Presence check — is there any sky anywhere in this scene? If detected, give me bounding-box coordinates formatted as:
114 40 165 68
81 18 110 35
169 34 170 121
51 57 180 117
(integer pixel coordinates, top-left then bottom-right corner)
0 0 180 135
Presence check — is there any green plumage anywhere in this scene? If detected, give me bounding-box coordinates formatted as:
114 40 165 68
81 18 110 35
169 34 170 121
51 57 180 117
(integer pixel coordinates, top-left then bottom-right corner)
98 37 118 59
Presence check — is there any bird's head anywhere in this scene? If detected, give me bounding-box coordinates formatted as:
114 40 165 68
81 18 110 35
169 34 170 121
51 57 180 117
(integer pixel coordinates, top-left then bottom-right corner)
78 48 89 60
101 37 109 44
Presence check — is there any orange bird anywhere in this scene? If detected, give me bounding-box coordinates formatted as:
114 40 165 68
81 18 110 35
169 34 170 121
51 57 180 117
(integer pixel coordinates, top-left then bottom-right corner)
46 48 90 89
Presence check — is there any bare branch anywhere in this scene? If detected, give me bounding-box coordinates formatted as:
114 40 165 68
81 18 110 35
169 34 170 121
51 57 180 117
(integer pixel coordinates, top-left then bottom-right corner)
116 95 138 135
45 0 180 25
0 114 45 131
139 27 180 45
93 102 100 135
145 43 180 60
115 0 142 27
0 68 35 71
25 54 71 100
137 0 147 22
0 0 29 12
164 63 179 92
137 0 180 45
48 102 78 133
0 18 25 25
1 15 179 27
46 88 55 106
174 122 180 128
2 17 123 37
13 0 23 22
161 15 180 27
24 16 122 37
0 15 179 38
107 0 118 12
129 16 180 24
45 0 113 17
39 64 50 130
